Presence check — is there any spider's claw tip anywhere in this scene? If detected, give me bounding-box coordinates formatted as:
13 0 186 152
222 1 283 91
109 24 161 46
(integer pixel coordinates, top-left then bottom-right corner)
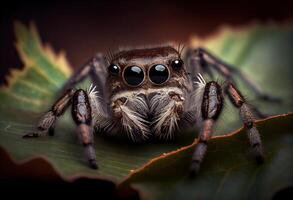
255 154 264 164
251 145 264 164
188 161 200 178
260 94 283 104
188 170 197 179
89 159 98 169
22 133 38 138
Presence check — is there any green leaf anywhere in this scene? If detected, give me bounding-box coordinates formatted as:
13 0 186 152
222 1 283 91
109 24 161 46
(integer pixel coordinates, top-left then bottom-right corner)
119 113 293 199
0 22 293 199
0 22 72 111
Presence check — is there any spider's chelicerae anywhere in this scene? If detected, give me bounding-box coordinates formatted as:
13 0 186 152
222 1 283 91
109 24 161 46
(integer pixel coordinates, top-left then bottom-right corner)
24 45 279 176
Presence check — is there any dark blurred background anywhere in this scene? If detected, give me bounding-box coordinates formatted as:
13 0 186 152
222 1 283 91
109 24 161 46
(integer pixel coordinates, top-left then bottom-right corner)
1 0 292 85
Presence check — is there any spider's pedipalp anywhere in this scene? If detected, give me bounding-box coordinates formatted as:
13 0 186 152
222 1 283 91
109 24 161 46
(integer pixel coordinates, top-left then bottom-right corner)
150 89 185 140
111 92 150 142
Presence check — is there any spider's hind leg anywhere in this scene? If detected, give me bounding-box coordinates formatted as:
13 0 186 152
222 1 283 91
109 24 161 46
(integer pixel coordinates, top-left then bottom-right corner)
225 82 264 163
23 89 75 138
186 47 282 104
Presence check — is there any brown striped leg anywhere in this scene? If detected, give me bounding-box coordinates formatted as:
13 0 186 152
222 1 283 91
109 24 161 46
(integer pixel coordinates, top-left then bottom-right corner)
72 89 98 169
189 81 223 177
23 89 75 138
187 47 281 103
61 53 107 96
185 48 214 80
225 82 264 163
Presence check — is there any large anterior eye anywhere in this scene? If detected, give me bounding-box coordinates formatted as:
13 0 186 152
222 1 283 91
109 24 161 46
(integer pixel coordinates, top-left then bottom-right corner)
123 66 145 86
149 64 170 85
108 64 120 76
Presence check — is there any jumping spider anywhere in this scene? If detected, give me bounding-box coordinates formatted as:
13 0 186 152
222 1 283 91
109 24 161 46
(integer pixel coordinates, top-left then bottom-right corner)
24 45 279 176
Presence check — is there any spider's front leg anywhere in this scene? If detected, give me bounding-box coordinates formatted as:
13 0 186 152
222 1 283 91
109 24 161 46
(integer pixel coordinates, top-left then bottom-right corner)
24 88 98 169
23 89 75 137
23 53 108 169
189 81 223 177
189 80 264 177
72 89 97 169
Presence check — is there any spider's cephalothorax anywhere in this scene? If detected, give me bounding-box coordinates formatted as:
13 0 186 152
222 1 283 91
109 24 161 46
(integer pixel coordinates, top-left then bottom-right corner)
24 45 279 175
103 46 195 141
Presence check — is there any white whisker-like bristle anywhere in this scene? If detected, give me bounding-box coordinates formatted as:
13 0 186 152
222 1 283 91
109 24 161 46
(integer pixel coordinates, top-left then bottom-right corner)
92 85 97 92
88 84 93 94
195 73 206 86
88 84 99 98
198 73 206 84
87 83 107 124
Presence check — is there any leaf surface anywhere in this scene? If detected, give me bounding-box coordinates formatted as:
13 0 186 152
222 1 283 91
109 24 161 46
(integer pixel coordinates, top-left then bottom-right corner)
120 113 293 200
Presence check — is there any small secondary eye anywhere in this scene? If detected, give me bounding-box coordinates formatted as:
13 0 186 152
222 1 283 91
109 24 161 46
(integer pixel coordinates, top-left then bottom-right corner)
123 66 144 86
171 59 183 70
149 64 169 85
108 64 120 76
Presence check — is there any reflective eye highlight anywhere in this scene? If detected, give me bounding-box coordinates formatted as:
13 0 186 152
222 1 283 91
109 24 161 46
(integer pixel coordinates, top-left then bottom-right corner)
123 66 144 86
108 64 120 76
171 59 183 70
149 64 169 85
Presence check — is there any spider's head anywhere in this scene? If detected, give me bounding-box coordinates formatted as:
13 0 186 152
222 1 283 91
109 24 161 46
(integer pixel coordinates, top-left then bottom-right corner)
107 46 189 94
105 46 192 140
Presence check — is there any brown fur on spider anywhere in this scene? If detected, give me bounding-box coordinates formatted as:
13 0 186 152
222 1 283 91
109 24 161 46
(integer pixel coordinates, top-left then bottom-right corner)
23 45 280 177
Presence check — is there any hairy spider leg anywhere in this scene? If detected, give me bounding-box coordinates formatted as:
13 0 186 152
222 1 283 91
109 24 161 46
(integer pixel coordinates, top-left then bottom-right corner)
24 88 98 169
189 81 223 177
61 53 108 99
23 88 75 137
186 47 281 105
72 89 98 169
225 82 264 163
189 80 264 177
